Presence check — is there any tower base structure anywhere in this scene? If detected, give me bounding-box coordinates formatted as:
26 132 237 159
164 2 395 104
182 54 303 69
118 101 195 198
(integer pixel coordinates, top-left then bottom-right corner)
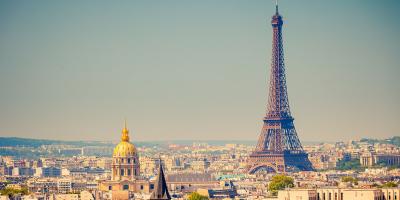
248 151 313 174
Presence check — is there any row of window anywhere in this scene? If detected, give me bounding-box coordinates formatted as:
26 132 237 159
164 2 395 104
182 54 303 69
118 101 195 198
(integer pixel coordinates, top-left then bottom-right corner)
316 192 397 200
386 191 398 200
317 192 342 200
108 184 154 191
114 158 137 164
115 168 138 176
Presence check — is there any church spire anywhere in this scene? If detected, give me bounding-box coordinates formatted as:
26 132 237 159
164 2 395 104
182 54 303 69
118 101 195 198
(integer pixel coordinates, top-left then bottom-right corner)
150 159 171 200
275 0 279 15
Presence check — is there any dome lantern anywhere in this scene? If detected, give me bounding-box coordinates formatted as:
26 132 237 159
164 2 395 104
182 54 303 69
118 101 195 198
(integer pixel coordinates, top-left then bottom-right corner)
121 119 130 142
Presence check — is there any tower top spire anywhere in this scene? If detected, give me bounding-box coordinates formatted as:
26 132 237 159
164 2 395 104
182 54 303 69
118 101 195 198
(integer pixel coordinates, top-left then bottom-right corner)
271 0 283 27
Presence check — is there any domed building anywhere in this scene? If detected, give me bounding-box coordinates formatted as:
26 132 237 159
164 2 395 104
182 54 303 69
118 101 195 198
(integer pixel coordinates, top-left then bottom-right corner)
98 122 154 196
111 122 140 181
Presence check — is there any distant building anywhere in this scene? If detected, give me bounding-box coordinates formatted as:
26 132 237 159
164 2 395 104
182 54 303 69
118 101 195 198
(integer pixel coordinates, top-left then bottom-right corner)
35 167 61 177
32 159 43 168
58 148 83 156
164 157 181 171
96 158 112 170
0 165 13 176
27 178 58 194
71 181 87 193
140 157 158 176
381 188 400 200
197 181 237 199
49 193 79 200
12 167 34 176
309 153 334 170
191 159 210 171
111 122 140 181
80 191 95 200
57 178 72 194
277 187 400 200
278 189 317 200
98 122 155 196
166 173 219 193
360 153 400 167
82 146 114 156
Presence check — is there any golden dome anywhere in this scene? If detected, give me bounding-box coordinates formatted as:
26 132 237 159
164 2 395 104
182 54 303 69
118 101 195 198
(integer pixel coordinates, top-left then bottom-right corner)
113 141 136 157
113 120 136 157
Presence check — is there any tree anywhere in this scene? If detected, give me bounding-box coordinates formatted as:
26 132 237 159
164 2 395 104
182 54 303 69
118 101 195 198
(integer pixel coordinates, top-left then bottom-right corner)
268 174 294 196
20 187 29 195
382 181 398 188
341 176 358 185
336 159 362 171
0 187 29 196
187 192 209 200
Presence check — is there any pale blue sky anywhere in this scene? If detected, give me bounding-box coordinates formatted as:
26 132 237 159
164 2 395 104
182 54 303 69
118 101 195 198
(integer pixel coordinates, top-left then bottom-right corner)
0 0 399 142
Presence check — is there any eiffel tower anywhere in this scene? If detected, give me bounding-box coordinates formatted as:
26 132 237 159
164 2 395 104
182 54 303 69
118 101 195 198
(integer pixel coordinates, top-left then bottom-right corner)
247 2 313 174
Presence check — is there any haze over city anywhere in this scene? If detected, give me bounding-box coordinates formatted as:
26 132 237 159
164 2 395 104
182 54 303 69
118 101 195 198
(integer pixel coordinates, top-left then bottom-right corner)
0 0 399 142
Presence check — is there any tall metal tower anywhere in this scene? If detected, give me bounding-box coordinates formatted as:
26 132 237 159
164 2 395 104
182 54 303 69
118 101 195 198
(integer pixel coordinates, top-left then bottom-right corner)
247 2 313 173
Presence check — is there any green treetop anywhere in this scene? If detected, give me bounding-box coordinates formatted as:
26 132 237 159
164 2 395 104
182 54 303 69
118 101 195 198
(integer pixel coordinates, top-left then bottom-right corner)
382 181 398 188
187 192 209 200
268 174 295 196
341 176 358 185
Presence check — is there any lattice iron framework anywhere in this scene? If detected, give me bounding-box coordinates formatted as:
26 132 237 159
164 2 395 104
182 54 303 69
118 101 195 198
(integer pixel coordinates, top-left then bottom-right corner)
248 4 313 173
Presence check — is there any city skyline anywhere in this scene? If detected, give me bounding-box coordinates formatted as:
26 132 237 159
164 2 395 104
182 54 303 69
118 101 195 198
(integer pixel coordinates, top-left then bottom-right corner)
0 0 399 142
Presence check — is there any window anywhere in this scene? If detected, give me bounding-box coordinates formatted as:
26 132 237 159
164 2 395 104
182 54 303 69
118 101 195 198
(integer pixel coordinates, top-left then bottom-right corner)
123 185 129 190
108 186 112 191
341 193 343 200
128 158 131 163
122 158 124 163
121 169 124 176
128 169 131 176
140 185 144 190
329 193 331 200
150 184 154 189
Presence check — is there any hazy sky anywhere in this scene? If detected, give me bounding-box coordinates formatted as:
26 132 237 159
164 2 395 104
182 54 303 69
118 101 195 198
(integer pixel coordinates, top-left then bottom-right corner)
0 0 399 142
